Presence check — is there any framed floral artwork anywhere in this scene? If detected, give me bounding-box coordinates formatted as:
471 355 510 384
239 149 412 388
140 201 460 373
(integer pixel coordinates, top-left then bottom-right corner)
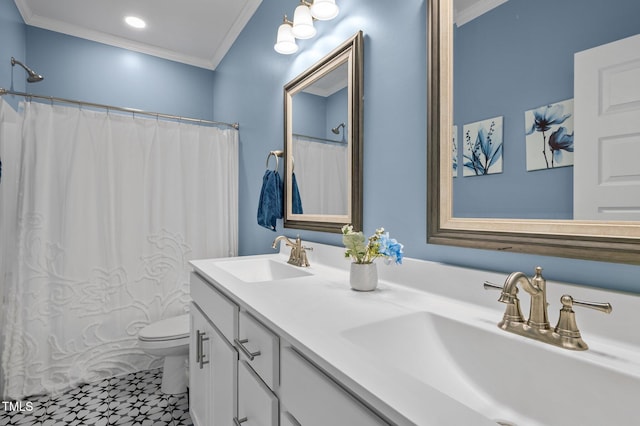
525 99 574 171
463 116 503 177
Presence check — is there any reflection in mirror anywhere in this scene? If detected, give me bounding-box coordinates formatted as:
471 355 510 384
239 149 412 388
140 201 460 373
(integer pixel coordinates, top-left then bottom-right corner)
427 0 640 264
284 31 363 233
452 0 640 220
292 62 348 216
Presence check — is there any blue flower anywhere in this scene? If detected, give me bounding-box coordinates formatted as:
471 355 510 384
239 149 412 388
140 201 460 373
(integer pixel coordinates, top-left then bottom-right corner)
526 104 571 135
342 225 404 265
526 103 572 168
378 233 404 265
548 126 574 167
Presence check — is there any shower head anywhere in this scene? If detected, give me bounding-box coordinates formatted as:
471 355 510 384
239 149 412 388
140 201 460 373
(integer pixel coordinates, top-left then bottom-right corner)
331 122 346 134
11 57 44 83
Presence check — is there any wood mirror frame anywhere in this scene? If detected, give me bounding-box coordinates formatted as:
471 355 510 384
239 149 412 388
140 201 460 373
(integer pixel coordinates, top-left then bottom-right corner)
426 0 640 264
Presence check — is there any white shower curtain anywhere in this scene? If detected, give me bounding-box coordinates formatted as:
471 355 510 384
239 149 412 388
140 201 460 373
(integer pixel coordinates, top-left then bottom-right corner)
293 136 348 215
0 100 238 399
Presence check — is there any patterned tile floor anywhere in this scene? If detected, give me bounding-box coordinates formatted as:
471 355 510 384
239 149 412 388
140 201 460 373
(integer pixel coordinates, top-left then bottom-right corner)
0 369 192 426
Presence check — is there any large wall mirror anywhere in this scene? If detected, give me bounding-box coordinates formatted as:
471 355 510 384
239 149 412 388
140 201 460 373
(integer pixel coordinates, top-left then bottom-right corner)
284 31 363 233
427 0 640 264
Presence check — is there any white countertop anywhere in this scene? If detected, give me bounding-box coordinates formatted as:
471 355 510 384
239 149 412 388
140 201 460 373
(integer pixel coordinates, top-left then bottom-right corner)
190 242 640 426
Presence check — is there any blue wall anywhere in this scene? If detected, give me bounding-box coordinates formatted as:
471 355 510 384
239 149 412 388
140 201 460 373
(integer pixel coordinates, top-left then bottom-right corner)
326 88 347 141
293 88 347 141
293 92 327 138
213 0 640 294
2 0 639 293
0 0 27 108
1 21 215 121
453 0 640 219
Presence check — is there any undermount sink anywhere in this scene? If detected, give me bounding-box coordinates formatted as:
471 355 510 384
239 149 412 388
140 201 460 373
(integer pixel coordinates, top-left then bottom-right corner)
214 258 311 283
342 311 640 426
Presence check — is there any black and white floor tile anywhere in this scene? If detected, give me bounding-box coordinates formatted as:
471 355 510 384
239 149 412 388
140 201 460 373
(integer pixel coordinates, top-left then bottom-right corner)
0 369 192 426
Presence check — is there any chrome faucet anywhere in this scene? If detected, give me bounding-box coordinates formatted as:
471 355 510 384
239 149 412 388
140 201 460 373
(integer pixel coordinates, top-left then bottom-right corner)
484 266 612 351
272 235 312 267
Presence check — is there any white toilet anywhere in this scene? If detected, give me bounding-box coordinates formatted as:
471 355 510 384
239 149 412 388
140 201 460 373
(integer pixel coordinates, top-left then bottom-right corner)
138 314 190 395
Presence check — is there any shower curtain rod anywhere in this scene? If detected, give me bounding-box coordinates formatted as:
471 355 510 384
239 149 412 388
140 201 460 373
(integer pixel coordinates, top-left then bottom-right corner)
293 133 346 145
0 87 239 130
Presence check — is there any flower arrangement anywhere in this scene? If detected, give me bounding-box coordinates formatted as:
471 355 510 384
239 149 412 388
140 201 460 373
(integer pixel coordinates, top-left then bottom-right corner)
341 225 404 265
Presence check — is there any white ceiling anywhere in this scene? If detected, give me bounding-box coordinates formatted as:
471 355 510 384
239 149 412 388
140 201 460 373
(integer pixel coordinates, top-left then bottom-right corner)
454 0 508 27
14 0 263 70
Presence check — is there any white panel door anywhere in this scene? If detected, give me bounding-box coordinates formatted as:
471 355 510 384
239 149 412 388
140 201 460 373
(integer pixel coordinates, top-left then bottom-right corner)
574 33 640 220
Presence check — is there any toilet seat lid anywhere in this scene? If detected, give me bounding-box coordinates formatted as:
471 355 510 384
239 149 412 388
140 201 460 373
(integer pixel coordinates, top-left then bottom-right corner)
139 314 190 341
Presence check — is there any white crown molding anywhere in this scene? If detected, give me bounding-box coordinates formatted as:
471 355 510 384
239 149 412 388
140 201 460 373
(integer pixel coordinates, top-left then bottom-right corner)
454 0 509 27
209 0 262 69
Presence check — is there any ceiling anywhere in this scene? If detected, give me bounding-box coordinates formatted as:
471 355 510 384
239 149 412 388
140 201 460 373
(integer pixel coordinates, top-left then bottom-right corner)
14 0 263 70
454 0 508 26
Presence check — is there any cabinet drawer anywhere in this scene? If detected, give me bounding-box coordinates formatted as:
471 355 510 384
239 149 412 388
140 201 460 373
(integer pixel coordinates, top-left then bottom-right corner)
190 272 238 343
237 360 278 426
237 311 279 390
281 347 389 426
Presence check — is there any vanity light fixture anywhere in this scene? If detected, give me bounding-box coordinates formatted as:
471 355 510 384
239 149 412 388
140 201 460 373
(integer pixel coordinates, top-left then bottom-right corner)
310 0 339 20
291 2 316 39
274 16 299 55
274 0 340 55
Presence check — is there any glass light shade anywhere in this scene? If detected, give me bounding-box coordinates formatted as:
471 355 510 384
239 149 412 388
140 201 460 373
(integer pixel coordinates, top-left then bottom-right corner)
291 5 316 39
274 23 298 54
310 0 339 21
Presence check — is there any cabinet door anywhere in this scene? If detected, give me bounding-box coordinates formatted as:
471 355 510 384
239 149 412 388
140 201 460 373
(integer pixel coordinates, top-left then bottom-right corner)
190 304 212 426
210 318 238 425
280 347 389 426
191 303 238 426
236 361 278 426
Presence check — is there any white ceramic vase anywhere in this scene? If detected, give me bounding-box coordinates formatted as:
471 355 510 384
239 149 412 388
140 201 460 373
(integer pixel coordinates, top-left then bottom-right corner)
349 262 378 291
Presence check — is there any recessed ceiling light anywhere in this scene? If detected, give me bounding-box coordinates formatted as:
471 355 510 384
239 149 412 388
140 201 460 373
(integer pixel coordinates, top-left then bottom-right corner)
125 16 146 29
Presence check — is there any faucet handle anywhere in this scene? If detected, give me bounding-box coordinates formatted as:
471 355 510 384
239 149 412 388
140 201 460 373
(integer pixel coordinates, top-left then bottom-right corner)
555 294 612 342
484 281 525 326
483 281 503 291
566 296 612 314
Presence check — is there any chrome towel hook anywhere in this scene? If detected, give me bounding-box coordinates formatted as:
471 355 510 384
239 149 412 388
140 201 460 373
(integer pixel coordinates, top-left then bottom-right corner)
266 150 284 171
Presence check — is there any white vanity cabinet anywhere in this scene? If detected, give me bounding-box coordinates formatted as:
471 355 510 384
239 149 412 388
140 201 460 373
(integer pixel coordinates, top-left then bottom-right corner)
190 272 280 426
190 269 391 426
236 360 279 426
189 303 237 426
280 347 388 426
189 303 212 426
190 273 240 426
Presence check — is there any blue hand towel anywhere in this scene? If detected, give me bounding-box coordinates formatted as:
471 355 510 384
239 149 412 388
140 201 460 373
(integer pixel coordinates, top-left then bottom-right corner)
257 170 283 231
292 172 303 214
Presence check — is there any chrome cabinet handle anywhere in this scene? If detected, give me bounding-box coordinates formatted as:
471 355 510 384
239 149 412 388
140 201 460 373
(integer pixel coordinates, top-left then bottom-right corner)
233 416 248 426
195 330 201 364
196 330 209 369
234 338 261 361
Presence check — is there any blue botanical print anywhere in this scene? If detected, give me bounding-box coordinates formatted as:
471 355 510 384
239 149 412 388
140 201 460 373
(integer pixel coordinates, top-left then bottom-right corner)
526 103 571 168
463 120 503 175
547 126 574 167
